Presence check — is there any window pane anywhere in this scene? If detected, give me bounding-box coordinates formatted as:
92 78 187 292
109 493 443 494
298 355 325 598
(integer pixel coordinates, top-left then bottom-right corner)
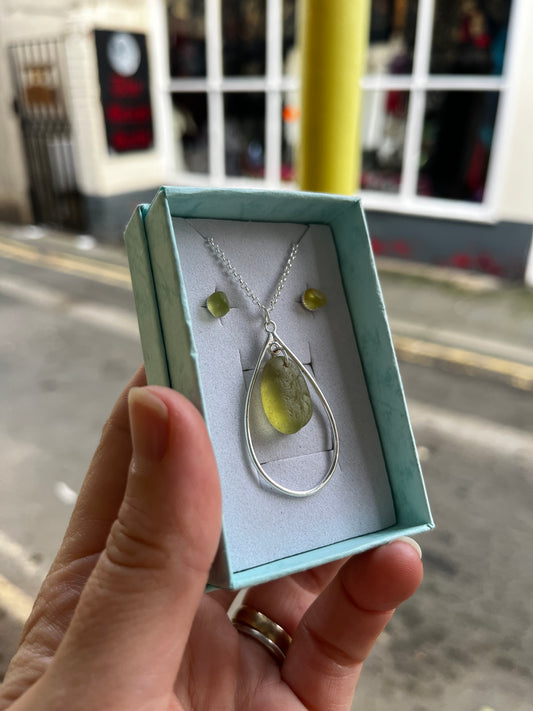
282 0 299 180
167 0 206 77
283 0 298 73
171 93 209 173
361 89 410 193
282 98 298 181
430 0 512 75
366 0 418 75
222 0 266 76
418 90 499 201
224 93 265 177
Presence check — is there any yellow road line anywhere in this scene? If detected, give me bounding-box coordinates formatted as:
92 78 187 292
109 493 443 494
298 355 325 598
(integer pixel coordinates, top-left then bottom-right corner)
0 237 131 289
0 574 33 625
394 335 533 391
1 236 531 390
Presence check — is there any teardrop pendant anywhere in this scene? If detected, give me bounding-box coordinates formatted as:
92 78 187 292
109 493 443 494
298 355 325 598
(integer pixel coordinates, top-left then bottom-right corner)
261 354 313 434
244 325 339 497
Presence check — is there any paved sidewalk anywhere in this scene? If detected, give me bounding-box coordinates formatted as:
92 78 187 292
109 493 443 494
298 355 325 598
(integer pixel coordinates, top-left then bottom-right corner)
377 258 533 390
1 223 532 705
1 222 532 391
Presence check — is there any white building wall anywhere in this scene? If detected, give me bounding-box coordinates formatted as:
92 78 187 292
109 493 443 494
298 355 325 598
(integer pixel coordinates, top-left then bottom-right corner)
0 2 54 221
0 0 164 224
497 0 533 224
0 56 30 221
64 0 165 197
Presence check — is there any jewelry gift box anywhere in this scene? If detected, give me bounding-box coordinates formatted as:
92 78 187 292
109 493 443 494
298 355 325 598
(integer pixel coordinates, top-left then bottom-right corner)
125 186 433 589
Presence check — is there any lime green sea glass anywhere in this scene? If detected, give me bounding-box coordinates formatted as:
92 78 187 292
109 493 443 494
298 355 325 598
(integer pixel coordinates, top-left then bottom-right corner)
301 288 326 311
260 355 313 434
206 290 230 317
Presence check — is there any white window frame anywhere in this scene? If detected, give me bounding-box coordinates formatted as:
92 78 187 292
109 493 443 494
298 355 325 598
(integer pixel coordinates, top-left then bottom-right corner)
360 0 522 223
152 0 521 222
153 0 297 189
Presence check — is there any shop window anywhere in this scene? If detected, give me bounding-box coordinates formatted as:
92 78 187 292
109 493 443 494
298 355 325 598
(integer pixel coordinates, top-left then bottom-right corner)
171 92 209 173
222 0 266 76
362 0 515 214
430 0 511 75
281 0 298 180
418 90 499 201
366 0 418 74
167 0 297 182
361 90 410 194
224 92 265 176
281 98 298 181
167 0 206 77
164 0 514 210
282 0 298 70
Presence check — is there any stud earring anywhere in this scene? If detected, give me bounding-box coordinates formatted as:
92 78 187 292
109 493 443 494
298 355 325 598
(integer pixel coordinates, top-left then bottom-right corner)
301 288 326 311
206 290 230 317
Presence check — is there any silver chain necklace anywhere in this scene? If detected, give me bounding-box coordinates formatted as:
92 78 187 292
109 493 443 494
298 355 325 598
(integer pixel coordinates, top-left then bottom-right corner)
204 228 305 322
186 220 339 497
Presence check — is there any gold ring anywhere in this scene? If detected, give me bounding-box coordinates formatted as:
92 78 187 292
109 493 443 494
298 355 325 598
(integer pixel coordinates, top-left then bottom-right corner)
231 605 292 664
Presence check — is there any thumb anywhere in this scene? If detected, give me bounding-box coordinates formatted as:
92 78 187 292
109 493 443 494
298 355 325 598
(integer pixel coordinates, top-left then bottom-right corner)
44 386 221 706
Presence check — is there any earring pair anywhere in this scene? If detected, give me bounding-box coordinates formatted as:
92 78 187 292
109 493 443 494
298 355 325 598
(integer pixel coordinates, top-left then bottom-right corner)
206 287 326 318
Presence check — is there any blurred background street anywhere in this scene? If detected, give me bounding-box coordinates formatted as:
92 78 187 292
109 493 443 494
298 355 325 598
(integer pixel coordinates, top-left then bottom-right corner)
0 224 531 711
1 1 533 710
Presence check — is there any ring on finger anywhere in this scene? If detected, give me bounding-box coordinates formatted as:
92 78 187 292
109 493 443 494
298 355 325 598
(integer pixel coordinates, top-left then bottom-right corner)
231 605 292 664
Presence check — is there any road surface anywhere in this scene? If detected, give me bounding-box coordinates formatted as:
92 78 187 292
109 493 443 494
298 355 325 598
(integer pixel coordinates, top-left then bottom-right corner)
0 232 531 711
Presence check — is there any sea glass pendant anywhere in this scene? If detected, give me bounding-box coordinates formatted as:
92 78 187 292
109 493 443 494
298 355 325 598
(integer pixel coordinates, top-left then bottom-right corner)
301 288 327 311
244 320 339 497
206 290 230 317
261 355 313 434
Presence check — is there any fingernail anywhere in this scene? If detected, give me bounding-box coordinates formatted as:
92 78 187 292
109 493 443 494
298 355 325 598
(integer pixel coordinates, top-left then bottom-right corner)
391 536 422 559
128 387 169 463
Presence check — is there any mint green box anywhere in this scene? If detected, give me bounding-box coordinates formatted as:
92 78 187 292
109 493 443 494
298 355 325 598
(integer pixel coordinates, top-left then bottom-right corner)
125 186 433 589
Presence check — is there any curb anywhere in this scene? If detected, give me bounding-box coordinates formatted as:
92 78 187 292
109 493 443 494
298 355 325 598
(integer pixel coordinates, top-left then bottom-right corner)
376 256 505 292
393 335 533 391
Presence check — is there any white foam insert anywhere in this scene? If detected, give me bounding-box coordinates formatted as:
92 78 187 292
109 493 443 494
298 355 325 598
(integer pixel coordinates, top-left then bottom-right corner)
173 217 396 572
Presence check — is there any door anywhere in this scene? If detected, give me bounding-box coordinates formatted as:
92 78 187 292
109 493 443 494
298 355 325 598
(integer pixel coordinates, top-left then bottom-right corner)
8 38 84 231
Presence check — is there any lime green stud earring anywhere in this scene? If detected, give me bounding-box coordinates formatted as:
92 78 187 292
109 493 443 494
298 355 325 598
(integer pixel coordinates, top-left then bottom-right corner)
301 288 327 311
206 290 230 318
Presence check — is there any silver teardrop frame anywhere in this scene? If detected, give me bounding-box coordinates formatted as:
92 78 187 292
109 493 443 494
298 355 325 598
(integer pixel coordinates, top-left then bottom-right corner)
244 327 340 497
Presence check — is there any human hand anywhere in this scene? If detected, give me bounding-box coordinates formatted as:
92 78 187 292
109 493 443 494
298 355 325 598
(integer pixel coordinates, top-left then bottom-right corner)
0 368 423 711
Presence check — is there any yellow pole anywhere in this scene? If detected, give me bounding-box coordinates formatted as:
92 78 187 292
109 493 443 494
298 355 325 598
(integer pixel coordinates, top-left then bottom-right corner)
298 0 370 194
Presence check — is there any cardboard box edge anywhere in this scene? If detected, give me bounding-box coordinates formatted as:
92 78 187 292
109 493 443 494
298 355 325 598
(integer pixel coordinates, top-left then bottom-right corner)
124 204 170 386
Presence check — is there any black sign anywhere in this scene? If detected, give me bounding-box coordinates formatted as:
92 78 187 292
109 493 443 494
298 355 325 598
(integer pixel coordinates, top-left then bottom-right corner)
95 30 154 153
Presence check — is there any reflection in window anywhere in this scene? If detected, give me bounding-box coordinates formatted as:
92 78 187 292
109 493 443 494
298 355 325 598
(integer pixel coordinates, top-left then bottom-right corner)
366 0 418 75
430 0 512 75
167 0 206 77
418 90 499 201
171 93 209 173
223 0 266 76
224 93 265 177
361 89 409 193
